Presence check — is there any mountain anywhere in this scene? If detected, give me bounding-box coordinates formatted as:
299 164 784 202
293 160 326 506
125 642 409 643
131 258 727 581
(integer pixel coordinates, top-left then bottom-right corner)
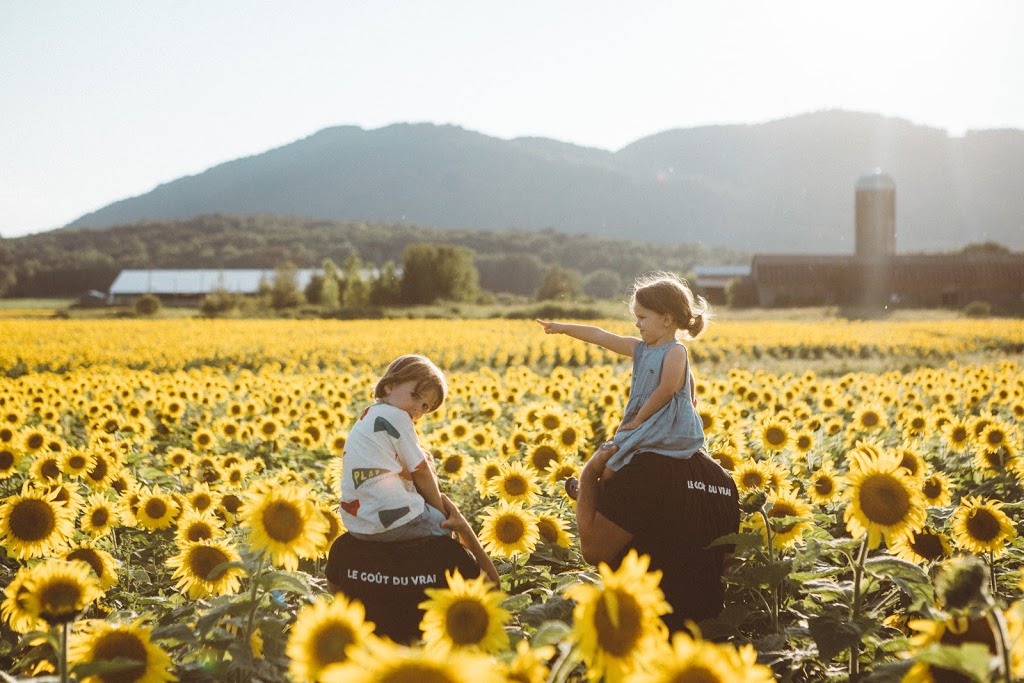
67 111 1024 252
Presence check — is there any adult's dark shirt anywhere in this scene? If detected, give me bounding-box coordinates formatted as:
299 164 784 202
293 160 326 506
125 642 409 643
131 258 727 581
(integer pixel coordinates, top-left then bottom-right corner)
596 450 739 633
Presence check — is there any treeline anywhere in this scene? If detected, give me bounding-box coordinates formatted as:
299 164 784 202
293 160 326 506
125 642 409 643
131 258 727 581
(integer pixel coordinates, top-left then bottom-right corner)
0 214 748 298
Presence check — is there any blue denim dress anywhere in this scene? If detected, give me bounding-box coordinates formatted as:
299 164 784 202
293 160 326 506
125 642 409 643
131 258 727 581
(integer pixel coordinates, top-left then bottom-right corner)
606 340 705 472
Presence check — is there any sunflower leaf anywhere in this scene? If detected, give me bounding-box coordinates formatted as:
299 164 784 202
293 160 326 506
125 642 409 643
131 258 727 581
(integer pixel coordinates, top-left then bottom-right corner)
862 556 934 610
915 642 992 682
808 615 862 660
707 531 764 551
258 570 312 596
531 620 571 648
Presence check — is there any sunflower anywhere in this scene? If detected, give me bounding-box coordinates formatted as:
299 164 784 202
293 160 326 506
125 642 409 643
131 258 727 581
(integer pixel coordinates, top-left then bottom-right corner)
806 464 844 506
792 429 815 455
497 639 555 683
174 508 225 545
1 568 46 634
79 493 119 538
286 593 376 682
473 456 507 494
133 485 181 531
624 632 775 683
537 512 573 548
731 459 775 494
317 503 345 555
755 417 791 453
82 450 119 490
64 542 120 591
30 451 63 484
488 461 542 505
851 404 888 433
0 483 75 559
843 450 927 549
921 471 952 507
21 559 102 625
19 426 50 454
940 416 973 452
163 447 194 473
184 482 222 515
951 496 1017 557
888 527 953 565
748 488 814 551
240 483 328 571
525 441 562 474
438 450 469 480
0 446 21 478
902 615 997 683
59 449 94 479
319 639 503 683
566 549 671 683
166 538 245 599
69 617 177 683
479 501 540 559
419 569 510 655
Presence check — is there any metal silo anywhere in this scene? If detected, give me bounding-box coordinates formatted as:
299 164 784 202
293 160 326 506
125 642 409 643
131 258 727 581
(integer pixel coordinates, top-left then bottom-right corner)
855 170 896 258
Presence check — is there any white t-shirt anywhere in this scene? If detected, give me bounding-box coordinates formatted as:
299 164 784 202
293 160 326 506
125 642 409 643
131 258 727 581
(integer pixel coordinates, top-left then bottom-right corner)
340 402 430 535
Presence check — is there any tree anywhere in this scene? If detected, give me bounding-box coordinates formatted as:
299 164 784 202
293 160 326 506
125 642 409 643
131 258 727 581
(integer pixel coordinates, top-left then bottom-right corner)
535 265 582 301
370 261 402 306
399 243 479 304
270 262 304 310
340 255 369 308
320 258 341 309
134 294 161 316
476 253 546 296
582 268 624 300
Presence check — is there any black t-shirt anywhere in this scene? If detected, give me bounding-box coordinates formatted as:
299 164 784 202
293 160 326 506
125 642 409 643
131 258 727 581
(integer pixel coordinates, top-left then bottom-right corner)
597 451 739 633
325 532 481 644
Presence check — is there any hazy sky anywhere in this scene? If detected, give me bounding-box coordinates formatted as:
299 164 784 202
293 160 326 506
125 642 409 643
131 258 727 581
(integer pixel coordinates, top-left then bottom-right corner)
3 1 1023 237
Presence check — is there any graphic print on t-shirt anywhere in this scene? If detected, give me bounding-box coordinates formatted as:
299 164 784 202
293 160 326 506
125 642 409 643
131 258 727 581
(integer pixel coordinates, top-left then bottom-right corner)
379 506 411 528
352 467 390 489
374 416 401 438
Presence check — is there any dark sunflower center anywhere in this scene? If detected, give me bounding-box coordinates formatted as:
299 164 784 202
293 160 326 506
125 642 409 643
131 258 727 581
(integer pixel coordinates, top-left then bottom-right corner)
923 478 942 499
190 544 231 580
67 549 104 577
858 474 911 526
379 664 456 683
765 427 786 446
10 498 57 542
445 599 491 645
504 476 528 497
797 436 812 450
222 494 242 514
193 494 212 511
742 472 765 488
910 532 947 561
593 588 643 657
965 509 1001 543
92 630 149 682
144 499 168 520
495 516 525 544
537 519 559 544
26 433 45 450
90 508 110 527
663 666 723 683
561 429 578 446
443 456 463 474
861 412 880 428
313 621 356 666
531 446 559 471
770 503 799 534
40 459 61 480
38 579 84 624
262 501 303 542
187 524 214 542
814 477 834 495
87 457 109 483
0 449 14 469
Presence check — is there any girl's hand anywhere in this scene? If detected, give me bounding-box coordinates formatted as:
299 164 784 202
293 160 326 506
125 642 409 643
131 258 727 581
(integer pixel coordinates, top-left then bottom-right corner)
440 495 472 537
617 420 640 432
535 319 563 334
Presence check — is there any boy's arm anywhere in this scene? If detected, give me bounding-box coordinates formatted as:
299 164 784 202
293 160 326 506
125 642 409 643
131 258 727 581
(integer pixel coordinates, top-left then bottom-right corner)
440 495 501 585
411 464 445 514
535 320 638 357
618 345 688 431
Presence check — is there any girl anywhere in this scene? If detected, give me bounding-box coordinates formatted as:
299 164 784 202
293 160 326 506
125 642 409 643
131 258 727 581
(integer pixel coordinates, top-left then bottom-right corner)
339 354 498 582
537 272 711 495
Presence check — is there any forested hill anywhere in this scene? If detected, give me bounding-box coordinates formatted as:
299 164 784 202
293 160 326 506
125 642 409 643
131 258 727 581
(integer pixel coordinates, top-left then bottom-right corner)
65 110 1024 253
0 215 746 297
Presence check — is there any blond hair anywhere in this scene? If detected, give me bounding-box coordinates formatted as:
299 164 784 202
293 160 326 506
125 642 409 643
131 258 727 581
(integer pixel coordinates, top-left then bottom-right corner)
630 272 712 340
374 354 448 412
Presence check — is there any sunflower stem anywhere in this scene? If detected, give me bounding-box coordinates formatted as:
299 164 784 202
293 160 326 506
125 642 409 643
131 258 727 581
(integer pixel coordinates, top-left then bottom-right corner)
245 550 267 646
757 507 780 634
546 642 579 683
987 604 1013 683
988 549 998 600
57 621 69 683
849 537 869 679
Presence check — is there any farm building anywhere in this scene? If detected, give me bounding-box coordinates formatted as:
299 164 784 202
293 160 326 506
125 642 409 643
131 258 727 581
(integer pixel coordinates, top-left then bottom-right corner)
693 264 752 304
107 269 316 306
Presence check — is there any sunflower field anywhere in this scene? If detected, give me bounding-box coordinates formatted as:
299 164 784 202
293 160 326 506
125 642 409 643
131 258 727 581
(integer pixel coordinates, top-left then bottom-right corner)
1 317 1023 682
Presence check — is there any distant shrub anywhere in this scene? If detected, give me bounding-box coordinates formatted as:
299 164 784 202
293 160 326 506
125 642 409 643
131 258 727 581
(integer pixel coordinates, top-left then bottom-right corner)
134 294 161 316
962 300 992 318
508 304 606 320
